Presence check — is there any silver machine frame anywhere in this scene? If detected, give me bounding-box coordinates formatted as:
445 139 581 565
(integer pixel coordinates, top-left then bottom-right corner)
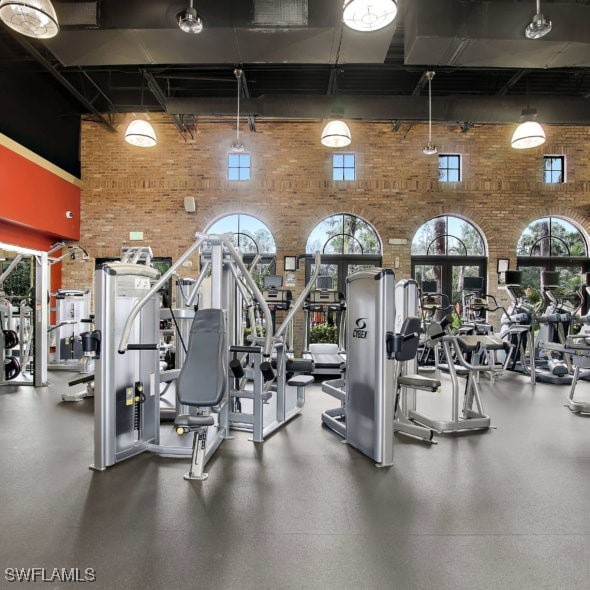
48 289 91 371
92 234 319 477
0 242 48 387
322 269 399 467
409 322 492 434
393 279 437 443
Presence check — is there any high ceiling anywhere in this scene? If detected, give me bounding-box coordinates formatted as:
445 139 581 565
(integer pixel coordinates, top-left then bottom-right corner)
0 0 589 172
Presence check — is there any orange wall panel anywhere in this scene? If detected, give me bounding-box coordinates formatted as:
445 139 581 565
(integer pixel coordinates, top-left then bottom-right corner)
0 140 81 242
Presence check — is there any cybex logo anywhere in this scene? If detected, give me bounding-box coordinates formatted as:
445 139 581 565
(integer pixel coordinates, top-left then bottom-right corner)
352 317 368 339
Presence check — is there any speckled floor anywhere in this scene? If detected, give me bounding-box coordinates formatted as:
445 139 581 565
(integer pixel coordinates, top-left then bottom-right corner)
1 369 589 590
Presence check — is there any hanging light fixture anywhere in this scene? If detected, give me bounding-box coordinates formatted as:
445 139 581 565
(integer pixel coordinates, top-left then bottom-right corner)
525 0 552 39
422 71 437 155
342 0 398 32
321 120 352 148
0 0 59 39
511 107 546 149
178 0 203 34
231 68 245 152
125 118 157 148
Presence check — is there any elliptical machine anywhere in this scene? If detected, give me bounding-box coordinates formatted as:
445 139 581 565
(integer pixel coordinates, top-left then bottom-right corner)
534 271 574 384
500 270 536 382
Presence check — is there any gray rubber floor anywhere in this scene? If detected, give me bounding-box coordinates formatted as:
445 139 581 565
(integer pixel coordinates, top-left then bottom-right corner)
1 369 589 590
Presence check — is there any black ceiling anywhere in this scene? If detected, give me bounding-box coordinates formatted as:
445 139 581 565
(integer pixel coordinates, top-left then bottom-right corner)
0 0 589 176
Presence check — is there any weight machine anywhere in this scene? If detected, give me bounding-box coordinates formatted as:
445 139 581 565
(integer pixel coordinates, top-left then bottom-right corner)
92 235 319 480
322 269 433 466
0 244 48 387
48 289 91 372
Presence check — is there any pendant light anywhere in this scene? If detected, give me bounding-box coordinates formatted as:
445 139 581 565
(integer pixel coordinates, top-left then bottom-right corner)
321 120 352 148
525 0 552 39
422 71 437 155
232 68 245 152
342 0 398 32
125 118 157 148
0 0 59 39
178 0 203 34
511 107 545 149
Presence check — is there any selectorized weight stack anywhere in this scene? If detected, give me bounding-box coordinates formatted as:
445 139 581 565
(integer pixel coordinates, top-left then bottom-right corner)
92 260 162 470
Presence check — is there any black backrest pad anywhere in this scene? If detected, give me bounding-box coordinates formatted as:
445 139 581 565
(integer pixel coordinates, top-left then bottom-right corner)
177 309 226 407
395 316 421 362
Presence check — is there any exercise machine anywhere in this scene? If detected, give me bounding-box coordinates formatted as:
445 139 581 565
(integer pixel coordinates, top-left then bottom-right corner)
499 270 536 383
408 317 492 434
0 245 48 387
534 271 574 384
92 235 318 480
303 276 346 376
322 269 431 465
393 279 438 443
48 289 91 371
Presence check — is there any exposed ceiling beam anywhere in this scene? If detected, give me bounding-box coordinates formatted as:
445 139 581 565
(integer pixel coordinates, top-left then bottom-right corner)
167 94 590 125
142 70 187 136
9 34 116 132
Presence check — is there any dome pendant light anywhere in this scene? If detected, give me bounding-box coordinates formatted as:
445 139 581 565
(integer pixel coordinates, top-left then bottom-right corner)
342 0 398 32
511 107 546 149
232 69 245 153
321 120 352 148
422 71 437 155
125 118 157 148
0 0 59 39
525 0 551 39
178 0 203 34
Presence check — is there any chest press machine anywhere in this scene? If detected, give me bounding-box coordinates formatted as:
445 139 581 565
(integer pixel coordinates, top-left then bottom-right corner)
92 235 319 480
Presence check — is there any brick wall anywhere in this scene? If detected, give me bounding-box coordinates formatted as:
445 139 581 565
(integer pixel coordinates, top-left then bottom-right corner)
62 115 590 353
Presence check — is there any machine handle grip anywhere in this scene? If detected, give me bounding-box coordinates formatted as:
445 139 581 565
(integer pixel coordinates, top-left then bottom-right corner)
230 345 262 353
119 343 159 354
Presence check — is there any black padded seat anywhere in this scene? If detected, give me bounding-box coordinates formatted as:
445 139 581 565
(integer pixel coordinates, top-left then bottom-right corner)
175 415 214 429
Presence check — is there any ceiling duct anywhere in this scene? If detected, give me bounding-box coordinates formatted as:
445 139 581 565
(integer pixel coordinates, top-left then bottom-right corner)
54 1 97 27
405 0 590 69
254 0 308 26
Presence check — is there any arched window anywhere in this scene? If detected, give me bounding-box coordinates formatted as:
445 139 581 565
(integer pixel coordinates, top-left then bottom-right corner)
206 213 276 255
411 215 487 306
305 213 382 293
306 213 381 256
205 214 277 284
412 215 485 256
517 217 589 294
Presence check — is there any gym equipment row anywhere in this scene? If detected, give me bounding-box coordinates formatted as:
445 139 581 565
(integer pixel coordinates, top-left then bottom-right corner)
91 235 320 480
320 271 503 466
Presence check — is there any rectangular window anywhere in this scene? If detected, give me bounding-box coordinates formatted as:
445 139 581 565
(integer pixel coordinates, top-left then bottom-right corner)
228 153 251 181
438 154 461 182
332 153 355 181
543 156 564 183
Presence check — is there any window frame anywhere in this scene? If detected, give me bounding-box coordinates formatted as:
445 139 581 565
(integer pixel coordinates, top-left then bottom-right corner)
543 155 565 184
332 153 356 181
438 154 461 182
227 152 251 181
